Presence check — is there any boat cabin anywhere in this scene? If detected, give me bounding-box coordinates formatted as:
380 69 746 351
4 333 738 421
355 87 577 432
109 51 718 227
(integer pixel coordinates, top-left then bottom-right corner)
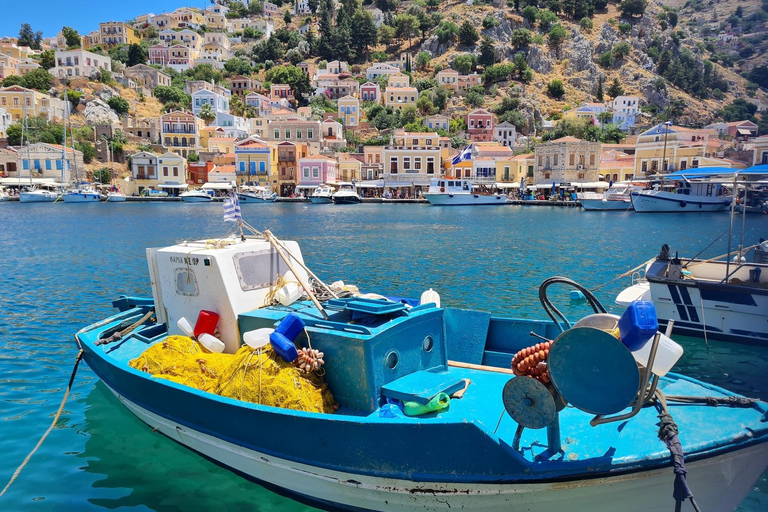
428 178 472 194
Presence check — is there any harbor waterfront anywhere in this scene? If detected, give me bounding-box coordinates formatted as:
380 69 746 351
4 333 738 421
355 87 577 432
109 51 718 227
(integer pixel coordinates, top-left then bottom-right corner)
1 203 767 511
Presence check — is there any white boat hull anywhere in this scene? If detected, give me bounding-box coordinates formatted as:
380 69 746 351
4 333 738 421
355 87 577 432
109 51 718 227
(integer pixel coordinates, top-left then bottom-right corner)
19 191 59 202
424 193 509 206
113 386 767 512
580 198 633 211
631 191 732 213
310 196 332 204
238 192 275 203
181 195 213 202
105 193 127 202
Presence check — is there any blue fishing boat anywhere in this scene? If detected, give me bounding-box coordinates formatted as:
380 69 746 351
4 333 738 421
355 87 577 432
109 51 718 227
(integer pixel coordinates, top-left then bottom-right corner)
75 228 768 512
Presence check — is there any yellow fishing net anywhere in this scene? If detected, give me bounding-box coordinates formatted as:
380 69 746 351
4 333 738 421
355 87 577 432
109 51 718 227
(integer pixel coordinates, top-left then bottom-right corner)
129 335 336 414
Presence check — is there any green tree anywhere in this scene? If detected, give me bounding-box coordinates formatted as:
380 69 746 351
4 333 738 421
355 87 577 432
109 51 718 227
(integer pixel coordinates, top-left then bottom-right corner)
580 17 593 31
39 50 55 70
198 103 216 125
230 95 245 117
224 57 252 75
127 43 147 67
92 167 111 184
511 28 532 49
416 51 431 70
459 21 479 46
596 76 604 101
79 141 95 164
395 13 420 47
598 51 614 68
537 9 558 31
154 85 190 105
483 15 500 29
548 24 567 47
18 23 42 49
598 111 613 125
284 10 292 24
22 68 53 91
265 64 312 103
2 75 24 87
547 79 565 99
107 96 130 115
435 20 459 45
61 26 81 48
607 77 624 98
453 53 477 74
522 6 539 25
351 9 378 60
479 38 496 67
619 0 647 17
465 89 484 108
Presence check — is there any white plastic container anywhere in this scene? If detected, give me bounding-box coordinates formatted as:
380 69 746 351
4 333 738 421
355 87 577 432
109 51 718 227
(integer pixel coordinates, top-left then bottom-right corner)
631 333 684 376
277 282 302 306
420 288 441 307
243 328 274 350
176 317 195 337
198 333 225 353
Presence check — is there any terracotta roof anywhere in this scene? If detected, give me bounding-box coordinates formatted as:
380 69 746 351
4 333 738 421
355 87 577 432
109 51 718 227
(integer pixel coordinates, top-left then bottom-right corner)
550 136 584 143
210 165 235 174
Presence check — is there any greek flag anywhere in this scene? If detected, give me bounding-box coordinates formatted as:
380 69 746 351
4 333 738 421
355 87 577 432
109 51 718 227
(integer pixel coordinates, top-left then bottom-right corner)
223 192 241 222
451 144 473 166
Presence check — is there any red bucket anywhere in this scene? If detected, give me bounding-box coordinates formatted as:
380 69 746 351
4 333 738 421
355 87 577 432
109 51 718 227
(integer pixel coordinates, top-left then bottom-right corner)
194 310 220 338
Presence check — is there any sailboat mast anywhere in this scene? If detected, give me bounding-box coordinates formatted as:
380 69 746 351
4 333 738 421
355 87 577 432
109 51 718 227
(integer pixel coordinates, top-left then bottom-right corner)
23 89 32 187
62 90 67 186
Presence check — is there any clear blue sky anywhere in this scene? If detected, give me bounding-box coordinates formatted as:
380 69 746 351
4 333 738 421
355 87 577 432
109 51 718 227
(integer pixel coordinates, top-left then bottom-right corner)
1 1 208 39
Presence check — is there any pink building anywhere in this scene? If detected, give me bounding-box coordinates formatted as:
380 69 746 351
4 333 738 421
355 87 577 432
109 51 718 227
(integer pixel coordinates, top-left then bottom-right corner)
360 82 381 103
457 73 481 91
263 2 279 17
466 109 495 142
298 155 337 188
148 44 170 66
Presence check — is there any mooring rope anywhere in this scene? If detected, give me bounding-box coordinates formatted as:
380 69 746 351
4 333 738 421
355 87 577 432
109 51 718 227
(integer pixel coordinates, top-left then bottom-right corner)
0 349 84 499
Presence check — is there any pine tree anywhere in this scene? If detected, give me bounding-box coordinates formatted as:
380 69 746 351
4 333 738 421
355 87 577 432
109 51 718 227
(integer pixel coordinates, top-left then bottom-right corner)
478 38 496 67
607 78 624 98
351 9 378 61
596 76 604 101
459 21 479 46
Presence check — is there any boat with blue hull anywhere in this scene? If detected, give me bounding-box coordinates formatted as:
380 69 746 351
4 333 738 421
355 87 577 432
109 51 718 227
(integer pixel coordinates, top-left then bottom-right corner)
75 233 768 512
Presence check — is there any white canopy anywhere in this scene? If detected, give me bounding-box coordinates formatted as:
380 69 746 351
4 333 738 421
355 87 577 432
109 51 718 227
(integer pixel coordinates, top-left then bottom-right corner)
572 182 611 189
496 182 520 189
385 182 413 188
158 183 189 189
356 180 384 188
202 182 234 190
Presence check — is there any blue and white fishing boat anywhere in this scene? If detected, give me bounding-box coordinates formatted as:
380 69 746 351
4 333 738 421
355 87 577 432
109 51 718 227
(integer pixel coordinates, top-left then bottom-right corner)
180 189 214 202
630 169 734 213
238 185 277 203
310 185 334 204
75 227 768 512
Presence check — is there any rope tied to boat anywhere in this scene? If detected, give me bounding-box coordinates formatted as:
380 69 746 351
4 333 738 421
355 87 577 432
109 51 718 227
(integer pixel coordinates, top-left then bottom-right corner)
655 390 703 512
0 349 84 499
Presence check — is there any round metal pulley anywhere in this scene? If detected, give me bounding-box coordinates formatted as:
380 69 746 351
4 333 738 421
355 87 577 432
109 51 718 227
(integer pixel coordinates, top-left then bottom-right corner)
502 376 556 430
548 327 640 415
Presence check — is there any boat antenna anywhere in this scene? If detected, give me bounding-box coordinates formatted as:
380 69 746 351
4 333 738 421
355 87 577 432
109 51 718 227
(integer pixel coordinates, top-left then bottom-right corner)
23 89 31 188
724 171 739 281
61 89 67 187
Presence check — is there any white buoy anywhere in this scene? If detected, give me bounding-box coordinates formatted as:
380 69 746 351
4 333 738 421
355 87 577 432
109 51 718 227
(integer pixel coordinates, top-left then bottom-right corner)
243 328 274 349
198 333 225 353
277 282 303 306
420 288 441 307
176 317 195 337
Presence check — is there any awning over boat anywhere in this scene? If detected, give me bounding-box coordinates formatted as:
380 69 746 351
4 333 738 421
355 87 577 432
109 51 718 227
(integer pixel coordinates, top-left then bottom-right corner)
296 184 319 189
202 183 233 190
356 180 384 188
158 183 189 189
0 177 60 185
495 182 520 189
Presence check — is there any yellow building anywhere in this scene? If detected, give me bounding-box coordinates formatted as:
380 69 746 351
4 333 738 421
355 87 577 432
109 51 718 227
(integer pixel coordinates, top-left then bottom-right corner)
337 95 360 128
634 123 728 175
387 72 410 89
161 110 204 158
383 130 442 189
99 22 141 49
495 155 524 183
753 135 768 166
385 87 418 111
337 154 361 182
0 85 62 122
235 137 278 188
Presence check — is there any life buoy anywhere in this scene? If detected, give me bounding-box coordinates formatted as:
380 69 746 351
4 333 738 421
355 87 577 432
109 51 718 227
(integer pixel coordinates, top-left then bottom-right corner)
440 187 445 192
679 201 687 208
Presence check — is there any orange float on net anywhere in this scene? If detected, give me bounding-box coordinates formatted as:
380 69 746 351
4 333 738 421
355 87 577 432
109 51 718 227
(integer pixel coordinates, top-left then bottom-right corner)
510 340 553 383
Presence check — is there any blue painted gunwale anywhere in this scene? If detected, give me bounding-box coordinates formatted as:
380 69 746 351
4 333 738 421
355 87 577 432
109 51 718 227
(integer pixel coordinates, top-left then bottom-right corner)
75 304 768 486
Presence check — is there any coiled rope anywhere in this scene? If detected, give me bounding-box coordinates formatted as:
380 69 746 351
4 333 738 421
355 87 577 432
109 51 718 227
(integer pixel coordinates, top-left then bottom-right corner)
0 349 84 499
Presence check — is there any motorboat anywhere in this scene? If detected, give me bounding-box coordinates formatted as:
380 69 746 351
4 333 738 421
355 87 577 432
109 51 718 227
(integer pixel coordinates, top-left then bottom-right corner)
332 183 361 204
310 185 334 204
578 183 644 211
617 242 768 345
19 187 61 203
424 178 509 206
630 177 732 213
140 189 169 198
74 228 768 512
238 186 276 203
180 189 214 202
105 191 127 202
62 187 104 203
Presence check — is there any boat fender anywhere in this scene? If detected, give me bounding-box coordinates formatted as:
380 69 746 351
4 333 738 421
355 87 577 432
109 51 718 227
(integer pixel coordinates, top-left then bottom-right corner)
269 332 299 362
194 310 220 338
198 333 225 353
679 201 687 208
440 187 445 192
275 312 306 342
243 328 274 349
176 317 195 337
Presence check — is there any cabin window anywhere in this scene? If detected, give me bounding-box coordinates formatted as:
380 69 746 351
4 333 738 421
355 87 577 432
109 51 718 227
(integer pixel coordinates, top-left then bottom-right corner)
175 268 199 296
234 249 292 291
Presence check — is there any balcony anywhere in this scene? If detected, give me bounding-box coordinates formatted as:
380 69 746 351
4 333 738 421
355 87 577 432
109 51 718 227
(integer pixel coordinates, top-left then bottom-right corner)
164 129 195 134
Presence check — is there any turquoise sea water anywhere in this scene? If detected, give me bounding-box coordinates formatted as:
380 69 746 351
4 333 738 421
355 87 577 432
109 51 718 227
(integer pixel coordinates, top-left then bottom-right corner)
0 202 767 511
